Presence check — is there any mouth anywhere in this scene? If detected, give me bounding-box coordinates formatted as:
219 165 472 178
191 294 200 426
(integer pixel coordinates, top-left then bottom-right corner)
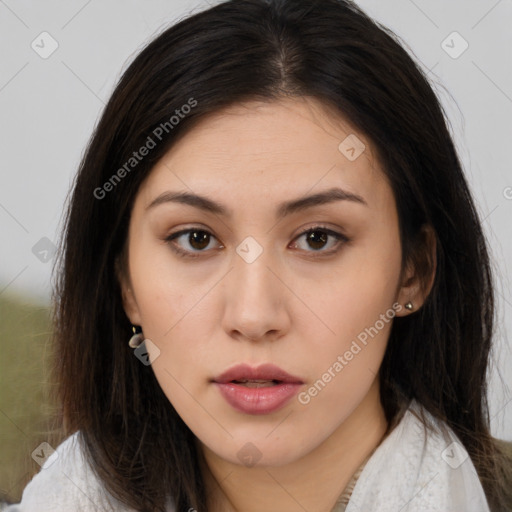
212 364 303 415
213 363 303 385
229 379 281 388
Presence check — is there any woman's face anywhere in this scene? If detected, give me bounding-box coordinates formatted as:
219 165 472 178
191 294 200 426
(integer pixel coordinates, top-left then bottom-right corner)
120 97 414 467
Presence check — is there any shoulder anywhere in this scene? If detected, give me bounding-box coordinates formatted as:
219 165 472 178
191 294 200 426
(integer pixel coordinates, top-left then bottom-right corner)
2 432 136 512
346 401 491 512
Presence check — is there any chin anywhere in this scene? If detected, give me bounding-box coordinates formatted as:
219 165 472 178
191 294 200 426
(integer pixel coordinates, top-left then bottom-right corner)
211 429 317 468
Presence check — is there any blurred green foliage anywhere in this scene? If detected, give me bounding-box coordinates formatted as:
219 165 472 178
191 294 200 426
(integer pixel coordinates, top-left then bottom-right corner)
0 292 58 503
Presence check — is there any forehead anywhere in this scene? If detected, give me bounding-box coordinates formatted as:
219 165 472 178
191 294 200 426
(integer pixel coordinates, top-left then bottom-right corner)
136 97 392 214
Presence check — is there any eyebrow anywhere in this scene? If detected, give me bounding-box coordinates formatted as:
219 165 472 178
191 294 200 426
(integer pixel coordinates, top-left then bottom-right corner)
146 186 368 218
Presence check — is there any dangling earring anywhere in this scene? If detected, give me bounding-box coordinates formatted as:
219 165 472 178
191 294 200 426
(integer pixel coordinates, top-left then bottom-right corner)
128 326 144 348
404 301 413 311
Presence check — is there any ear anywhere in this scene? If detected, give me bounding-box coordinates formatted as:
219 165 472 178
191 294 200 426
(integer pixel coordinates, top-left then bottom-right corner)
395 224 437 316
115 255 143 326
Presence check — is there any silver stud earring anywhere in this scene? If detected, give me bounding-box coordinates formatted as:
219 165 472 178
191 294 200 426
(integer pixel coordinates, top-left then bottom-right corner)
404 301 413 311
128 326 144 348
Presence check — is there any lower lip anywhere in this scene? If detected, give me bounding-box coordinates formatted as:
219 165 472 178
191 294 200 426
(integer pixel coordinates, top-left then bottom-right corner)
215 382 301 415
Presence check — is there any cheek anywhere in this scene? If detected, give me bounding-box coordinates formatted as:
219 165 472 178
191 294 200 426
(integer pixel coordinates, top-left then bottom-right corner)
300 229 402 395
128 242 221 385
309 234 401 343
128 237 204 333
297 285 397 432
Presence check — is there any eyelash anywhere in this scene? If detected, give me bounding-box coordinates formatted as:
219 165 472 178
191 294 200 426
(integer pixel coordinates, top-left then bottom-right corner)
165 225 349 260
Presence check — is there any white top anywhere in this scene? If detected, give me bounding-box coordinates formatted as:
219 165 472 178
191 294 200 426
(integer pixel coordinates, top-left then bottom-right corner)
3 401 490 512
2 433 145 512
344 402 490 512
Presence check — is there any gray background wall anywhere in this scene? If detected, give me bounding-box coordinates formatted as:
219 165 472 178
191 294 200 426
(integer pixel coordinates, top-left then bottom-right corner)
1 0 511 438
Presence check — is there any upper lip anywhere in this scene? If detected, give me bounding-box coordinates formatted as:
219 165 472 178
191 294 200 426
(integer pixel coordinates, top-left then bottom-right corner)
213 363 303 384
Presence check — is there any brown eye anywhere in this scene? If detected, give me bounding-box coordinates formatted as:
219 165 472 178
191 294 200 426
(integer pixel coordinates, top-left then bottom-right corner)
306 230 329 250
188 230 210 250
166 228 221 257
291 227 348 254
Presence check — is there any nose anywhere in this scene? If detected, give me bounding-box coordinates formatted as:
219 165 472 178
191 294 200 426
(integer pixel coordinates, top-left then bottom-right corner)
221 245 291 343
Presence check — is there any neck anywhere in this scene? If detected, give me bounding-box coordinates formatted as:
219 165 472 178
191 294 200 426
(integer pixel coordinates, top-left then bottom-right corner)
201 379 388 512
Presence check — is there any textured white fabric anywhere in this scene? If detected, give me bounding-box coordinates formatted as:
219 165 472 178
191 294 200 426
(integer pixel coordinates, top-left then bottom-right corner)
1 432 144 512
345 402 490 512
3 401 490 511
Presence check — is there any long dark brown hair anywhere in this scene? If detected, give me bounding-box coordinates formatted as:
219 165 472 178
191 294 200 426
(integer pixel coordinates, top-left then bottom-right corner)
51 0 511 510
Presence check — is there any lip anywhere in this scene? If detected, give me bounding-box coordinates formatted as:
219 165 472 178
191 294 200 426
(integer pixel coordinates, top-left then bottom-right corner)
214 363 303 384
212 363 303 415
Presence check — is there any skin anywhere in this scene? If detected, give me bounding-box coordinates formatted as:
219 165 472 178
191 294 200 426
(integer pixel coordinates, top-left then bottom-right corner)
119 97 435 512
